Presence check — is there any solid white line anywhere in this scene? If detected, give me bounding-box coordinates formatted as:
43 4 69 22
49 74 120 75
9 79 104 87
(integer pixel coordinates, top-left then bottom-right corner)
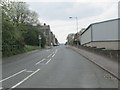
35 58 45 65
0 69 26 82
11 69 40 89
46 59 51 64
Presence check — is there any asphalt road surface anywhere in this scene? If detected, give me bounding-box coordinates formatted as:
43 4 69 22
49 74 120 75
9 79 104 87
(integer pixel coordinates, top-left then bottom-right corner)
2 45 118 88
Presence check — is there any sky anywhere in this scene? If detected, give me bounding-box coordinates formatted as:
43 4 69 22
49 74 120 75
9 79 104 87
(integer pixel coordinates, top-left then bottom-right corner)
17 0 119 43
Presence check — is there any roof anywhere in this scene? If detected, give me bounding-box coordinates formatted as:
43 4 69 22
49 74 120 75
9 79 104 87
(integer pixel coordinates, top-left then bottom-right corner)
81 18 120 35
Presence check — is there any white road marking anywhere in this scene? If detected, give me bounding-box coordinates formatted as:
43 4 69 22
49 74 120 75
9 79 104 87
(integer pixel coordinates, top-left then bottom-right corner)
52 53 56 57
25 70 34 73
0 87 2 89
0 69 26 82
46 59 51 64
55 49 58 53
47 54 52 58
54 49 58 54
51 49 57 57
35 58 45 65
11 69 40 89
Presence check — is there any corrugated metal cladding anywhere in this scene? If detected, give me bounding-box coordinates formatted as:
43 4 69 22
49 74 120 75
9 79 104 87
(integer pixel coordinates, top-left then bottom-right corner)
81 26 92 45
80 18 119 50
92 19 119 41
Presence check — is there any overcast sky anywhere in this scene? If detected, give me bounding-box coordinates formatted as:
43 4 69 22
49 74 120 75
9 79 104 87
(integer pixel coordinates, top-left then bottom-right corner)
23 0 119 43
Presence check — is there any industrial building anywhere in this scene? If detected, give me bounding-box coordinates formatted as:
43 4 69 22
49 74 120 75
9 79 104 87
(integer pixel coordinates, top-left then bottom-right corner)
81 18 120 50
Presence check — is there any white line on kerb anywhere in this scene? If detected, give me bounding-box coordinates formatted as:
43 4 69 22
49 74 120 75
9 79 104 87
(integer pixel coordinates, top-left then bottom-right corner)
11 69 40 89
0 69 26 82
35 58 45 65
46 59 51 64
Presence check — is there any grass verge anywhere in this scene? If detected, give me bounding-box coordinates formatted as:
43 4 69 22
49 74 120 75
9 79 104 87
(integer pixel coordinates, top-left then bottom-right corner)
24 45 40 52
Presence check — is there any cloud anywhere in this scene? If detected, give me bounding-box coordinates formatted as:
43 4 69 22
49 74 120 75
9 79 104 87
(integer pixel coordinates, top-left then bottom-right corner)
17 0 119 3
49 2 118 43
26 1 119 43
27 2 107 21
78 2 118 28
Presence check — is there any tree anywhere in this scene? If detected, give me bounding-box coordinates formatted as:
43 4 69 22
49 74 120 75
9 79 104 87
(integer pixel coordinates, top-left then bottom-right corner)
2 1 39 25
23 25 46 47
2 0 46 57
2 12 25 57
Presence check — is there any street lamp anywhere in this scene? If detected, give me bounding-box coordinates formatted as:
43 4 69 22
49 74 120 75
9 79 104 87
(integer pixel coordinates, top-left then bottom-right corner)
69 16 78 33
39 35 42 48
69 16 79 47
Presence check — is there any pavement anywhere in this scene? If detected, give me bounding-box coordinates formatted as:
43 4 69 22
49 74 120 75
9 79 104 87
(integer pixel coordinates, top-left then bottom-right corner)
1 45 118 89
68 45 119 80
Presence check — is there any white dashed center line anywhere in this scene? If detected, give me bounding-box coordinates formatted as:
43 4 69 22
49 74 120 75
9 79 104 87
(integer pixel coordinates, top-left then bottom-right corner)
35 58 45 65
52 53 56 57
47 54 52 58
46 59 51 64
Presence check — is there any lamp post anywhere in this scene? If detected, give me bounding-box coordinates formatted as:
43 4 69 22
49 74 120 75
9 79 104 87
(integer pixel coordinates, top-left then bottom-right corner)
69 16 79 48
39 35 42 48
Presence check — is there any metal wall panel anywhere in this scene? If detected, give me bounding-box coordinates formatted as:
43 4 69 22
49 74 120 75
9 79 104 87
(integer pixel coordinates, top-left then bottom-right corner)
92 20 119 41
81 27 92 45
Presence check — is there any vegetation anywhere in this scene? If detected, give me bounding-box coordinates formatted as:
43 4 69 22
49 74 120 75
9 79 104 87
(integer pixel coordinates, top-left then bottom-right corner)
24 45 40 52
2 1 46 57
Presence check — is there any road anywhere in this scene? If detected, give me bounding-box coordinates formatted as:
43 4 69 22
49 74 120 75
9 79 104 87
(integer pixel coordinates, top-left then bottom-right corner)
2 45 118 88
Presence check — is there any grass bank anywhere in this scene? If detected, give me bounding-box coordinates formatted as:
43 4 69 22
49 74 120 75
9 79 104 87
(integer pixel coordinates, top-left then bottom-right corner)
24 45 40 52
3 45 41 58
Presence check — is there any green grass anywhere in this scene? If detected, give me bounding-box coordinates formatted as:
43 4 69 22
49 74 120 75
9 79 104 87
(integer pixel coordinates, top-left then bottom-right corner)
24 45 40 52
3 45 41 58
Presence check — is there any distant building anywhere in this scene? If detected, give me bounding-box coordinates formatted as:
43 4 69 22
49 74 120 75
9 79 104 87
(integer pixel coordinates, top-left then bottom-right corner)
37 23 58 47
39 23 51 46
37 23 53 46
81 18 120 50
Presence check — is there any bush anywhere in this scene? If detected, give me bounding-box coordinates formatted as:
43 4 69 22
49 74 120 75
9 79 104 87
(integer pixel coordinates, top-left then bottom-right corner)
23 25 46 48
2 16 25 57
